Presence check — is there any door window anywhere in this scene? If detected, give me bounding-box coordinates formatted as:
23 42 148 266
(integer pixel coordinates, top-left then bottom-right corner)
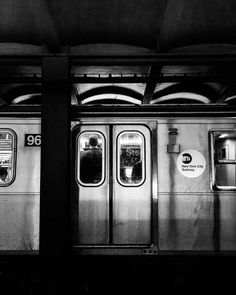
0 130 16 186
211 130 236 190
117 131 145 186
77 131 105 186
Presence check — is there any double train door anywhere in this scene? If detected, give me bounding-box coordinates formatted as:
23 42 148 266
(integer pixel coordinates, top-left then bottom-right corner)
72 123 152 246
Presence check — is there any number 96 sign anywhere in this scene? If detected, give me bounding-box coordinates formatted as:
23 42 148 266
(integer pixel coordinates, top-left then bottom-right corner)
25 134 41 146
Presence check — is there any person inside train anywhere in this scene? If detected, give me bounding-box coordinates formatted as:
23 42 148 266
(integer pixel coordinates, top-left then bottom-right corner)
131 160 142 182
80 134 102 183
0 166 8 182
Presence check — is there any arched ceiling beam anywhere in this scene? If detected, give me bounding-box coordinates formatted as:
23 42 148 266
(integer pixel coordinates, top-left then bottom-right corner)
81 94 141 105
151 92 211 104
225 95 236 102
1 84 41 104
77 85 142 103
153 82 219 102
75 83 145 96
11 93 41 104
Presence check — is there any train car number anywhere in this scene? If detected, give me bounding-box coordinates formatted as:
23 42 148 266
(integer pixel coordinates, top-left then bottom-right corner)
25 134 41 146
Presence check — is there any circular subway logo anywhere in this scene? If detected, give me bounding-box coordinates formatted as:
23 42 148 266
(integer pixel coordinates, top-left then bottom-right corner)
177 149 206 178
182 153 192 164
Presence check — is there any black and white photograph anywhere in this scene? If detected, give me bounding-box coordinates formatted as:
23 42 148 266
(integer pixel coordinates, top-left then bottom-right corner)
0 0 236 294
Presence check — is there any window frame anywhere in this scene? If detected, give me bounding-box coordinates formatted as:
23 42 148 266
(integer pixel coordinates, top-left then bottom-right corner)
0 128 17 187
210 129 236 191
117 130 146 187
76 130 106 187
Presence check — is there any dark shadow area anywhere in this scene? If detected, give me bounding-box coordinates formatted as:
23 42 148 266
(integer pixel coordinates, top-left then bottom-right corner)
70 256 236 295
1 255 235 295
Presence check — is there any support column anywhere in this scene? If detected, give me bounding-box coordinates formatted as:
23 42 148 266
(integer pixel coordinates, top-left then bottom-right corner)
40 57 70 293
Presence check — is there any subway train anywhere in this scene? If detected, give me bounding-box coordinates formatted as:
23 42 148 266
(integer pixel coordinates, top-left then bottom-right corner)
0 105 236 255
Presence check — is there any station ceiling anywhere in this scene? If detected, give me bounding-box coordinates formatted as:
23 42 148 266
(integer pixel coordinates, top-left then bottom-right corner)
1 0 236 105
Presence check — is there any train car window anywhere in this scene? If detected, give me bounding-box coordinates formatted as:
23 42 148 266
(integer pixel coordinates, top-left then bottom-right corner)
211 130 236 190
117 131 145 186
0 130 16 186
77 131 105 186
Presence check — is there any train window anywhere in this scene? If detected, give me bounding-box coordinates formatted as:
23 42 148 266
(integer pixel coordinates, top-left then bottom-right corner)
77 132 105 186
117 131 145 186
211 130 236 190
0 130 16 186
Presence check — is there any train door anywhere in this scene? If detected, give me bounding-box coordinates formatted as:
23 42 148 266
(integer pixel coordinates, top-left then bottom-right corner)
72 124 152 248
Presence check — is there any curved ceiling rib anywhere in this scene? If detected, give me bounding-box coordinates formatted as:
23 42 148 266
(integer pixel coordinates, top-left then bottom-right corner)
77 85 143 103
11 93 41 104
81 94 141 105
225 96 236 104
153 82 219 102
1 84 42 104
2 87 236 105
151 92 212 104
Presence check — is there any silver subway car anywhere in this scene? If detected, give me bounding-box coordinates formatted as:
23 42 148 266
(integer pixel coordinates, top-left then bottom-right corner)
0 118 40 252
71 116 236 255
0 115 236 254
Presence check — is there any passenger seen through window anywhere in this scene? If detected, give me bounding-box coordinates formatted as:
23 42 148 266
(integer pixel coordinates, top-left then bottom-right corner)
79 133 103 184
0 166 8 182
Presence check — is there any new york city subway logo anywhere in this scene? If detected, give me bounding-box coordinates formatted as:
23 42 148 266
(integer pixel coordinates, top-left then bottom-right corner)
177 149 206 178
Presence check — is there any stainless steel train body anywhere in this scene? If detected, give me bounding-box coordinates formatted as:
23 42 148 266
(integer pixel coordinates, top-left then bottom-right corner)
0 118 40 252
0 113 236 254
